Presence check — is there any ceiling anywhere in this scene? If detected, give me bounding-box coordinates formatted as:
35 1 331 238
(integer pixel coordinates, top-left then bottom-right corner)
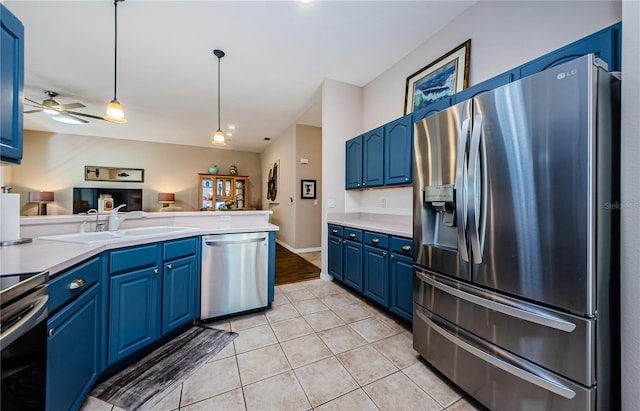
5 0 475 152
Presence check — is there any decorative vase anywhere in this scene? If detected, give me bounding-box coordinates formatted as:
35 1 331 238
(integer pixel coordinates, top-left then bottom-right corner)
229 165 238 176
208 164 219 175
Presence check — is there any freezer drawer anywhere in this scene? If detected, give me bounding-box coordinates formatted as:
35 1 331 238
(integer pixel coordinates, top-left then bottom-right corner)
413 305 594 411
414 268 595 386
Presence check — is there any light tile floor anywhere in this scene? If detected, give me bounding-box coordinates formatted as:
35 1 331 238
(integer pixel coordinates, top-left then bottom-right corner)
79 279 487 411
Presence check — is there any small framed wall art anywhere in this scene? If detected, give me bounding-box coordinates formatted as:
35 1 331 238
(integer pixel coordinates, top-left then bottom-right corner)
301 179 316 199
404 39 471 114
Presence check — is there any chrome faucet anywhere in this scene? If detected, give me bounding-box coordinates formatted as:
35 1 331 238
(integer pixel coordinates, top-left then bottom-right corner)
108 204 147 231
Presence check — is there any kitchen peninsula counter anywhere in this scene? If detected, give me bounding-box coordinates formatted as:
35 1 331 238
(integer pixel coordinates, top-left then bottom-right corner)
2 210 278 276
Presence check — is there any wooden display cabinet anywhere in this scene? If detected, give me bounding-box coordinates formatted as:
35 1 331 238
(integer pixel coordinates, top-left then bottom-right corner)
199 173 248 211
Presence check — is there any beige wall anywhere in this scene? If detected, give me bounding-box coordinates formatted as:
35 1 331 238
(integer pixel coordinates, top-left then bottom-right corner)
295 124 322 250
261 124 322 251
7 130 263 215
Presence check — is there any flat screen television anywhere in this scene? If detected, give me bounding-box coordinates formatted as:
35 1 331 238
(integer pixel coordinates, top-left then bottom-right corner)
73 187 143 214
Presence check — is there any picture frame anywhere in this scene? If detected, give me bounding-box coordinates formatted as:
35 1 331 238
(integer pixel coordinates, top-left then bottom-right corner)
404 39 471 114
84 166 144 182
301 179 316 199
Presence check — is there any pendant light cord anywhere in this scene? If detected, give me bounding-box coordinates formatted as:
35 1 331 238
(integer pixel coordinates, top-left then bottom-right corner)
113 0 119 100
217 55 221 131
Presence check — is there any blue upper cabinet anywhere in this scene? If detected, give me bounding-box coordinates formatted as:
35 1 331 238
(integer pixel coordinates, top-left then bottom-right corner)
384 114 412 186
452 71 516 105
345 135 363 189
519 22 621 77
0 4 24 165
362 126 384 188
412 97 452 122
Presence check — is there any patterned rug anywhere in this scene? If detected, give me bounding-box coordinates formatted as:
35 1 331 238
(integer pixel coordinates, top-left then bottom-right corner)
91 325 237 410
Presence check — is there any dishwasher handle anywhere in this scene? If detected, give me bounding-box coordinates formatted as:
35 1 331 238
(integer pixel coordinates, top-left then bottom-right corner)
204 237 266 246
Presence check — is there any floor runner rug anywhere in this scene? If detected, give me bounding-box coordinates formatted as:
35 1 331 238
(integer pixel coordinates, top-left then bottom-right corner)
91 325 237 410
275 243 320 285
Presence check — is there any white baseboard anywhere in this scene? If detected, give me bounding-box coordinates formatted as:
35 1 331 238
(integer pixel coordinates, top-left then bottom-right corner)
275 240 321 254
320 272 333 281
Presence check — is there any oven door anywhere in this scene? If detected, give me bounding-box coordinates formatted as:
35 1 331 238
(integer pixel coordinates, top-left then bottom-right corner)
1 279 49 411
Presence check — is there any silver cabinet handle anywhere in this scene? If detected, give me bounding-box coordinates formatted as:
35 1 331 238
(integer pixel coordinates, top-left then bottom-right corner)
69 278 86 290
390 254 395 259
362 182 366 186
154 268 159 274
415 271 576 332
332 229 338 234
371 238 379 243
401 245 411 251
167 264 173 269
382 251 386 257
416 308 576 400
349 233 356 238
48 328 55 337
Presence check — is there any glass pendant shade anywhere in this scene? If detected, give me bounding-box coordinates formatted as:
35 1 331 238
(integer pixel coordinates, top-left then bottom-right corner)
212 129 226 145
104 99 127 123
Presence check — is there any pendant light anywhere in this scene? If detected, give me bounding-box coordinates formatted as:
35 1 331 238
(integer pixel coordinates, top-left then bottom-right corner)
212 49 226 146
104 0 127 123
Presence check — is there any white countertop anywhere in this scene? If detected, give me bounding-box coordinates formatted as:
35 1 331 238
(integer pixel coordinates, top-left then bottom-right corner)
327 213 412 238
2 211 279 277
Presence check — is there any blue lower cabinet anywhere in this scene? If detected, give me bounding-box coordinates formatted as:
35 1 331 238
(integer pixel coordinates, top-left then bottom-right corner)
343 240 363 292
363 245 389 306
162 255 197 335
108 266 161 364
47 283 101 411
328 234 344 281
389 253 414 323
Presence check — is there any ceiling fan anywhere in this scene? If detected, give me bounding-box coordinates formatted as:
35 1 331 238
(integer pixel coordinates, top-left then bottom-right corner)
25 91 104 124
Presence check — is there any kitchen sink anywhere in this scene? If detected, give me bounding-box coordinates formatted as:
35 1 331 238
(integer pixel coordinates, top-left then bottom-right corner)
39 231 123 244
39 226 198 244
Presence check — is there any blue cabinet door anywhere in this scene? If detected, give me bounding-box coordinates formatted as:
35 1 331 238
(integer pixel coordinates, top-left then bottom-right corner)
328 235 344 281
384 115 412 186
345 136 363 189
362 126 384 188
108 266 161 364
389 253 413 323
363 245 389 306
0 5 24 165
412 97 452 121
47 283 101 411
162 255 197 335
343 240 363 292
519 22 621 77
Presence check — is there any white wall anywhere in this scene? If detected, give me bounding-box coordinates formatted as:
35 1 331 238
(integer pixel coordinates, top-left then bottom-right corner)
346 0 622 216
620 1 640 409
295 124 322 251
320 79 362 278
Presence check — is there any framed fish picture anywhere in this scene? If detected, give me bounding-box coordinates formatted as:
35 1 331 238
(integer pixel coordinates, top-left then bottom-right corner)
404 39 471 114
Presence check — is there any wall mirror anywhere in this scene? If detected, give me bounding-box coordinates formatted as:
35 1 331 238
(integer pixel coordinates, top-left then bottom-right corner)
84 166 144 182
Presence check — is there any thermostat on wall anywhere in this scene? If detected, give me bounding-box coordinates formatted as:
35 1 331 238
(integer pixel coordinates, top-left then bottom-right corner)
299 158 309 164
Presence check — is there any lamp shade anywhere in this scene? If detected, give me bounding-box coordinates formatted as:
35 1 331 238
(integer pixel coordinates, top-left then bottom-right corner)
104 99 127 123
158 193 175 203
29 191 54 202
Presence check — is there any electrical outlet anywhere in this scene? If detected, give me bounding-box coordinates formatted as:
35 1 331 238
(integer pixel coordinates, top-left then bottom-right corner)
381 198 387 208
328 199 336 208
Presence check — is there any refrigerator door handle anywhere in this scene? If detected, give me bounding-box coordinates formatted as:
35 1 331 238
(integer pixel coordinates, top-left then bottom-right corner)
415 270 577 332
468 114 483 264
456 118 471 262
415 308 577 400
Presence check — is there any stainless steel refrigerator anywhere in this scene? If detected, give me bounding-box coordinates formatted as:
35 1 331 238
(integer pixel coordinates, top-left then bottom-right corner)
412 54 620 410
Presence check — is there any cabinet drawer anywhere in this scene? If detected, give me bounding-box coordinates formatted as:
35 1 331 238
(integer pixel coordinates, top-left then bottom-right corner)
163 236 197 261
390 236 413 257
343 228 362 242
109 244 160 275
363 231 389 249
328 224 343 237
48 257 101 314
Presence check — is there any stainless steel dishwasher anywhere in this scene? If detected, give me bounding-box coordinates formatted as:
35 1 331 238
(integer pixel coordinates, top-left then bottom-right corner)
200 232 268 320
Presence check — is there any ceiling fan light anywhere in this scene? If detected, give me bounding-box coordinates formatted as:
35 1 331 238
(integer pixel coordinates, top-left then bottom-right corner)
51 113 86 125
104 99 127 123
43 108 60 115
212 129 226 146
